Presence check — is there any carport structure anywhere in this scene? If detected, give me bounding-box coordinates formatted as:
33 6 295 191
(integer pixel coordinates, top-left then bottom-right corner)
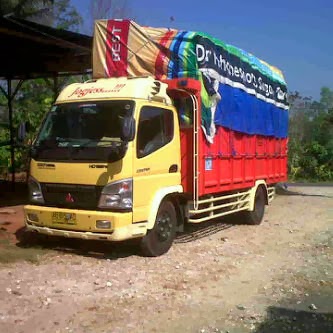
0 15 92 188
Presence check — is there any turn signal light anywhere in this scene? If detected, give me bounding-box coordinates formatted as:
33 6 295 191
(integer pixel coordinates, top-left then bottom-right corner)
27 213 39 222
96 220 111 229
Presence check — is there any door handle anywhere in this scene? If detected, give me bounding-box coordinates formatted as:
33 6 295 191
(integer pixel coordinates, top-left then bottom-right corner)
169 164 178 173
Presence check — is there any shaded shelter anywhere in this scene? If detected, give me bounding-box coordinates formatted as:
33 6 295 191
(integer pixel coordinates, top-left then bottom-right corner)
0 15 92 188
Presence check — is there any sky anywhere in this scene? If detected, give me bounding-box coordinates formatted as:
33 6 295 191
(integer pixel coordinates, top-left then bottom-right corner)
71 0 333 101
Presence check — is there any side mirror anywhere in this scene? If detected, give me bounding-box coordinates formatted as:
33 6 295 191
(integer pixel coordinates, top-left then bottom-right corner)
107 141 127 162
121 117 135 142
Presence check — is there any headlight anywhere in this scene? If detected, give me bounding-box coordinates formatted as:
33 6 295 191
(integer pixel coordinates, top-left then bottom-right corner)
28 176 44 204
98 178 133 210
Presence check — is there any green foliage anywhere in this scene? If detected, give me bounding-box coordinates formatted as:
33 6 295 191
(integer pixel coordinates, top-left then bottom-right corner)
0 0 54 19
0 1 84 177
0 74 90 176
43 0 83 31
288 87 333 181
0 79 52 174
0 0 82 32
52 0 83 31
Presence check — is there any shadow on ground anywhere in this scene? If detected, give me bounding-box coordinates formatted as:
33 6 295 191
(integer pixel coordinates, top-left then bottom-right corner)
15 227 138 260
14 214 240 260
255 306 333 333
175 214 240 243
253 219 333 333
276 183 333 198
0 181 28 207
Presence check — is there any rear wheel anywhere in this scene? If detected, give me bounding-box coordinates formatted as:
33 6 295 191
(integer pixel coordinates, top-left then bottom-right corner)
140 200 177 257
243 186 266 225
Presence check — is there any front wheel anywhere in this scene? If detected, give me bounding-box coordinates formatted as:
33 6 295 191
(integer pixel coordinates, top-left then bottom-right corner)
243 186 266 225
140 200 177 257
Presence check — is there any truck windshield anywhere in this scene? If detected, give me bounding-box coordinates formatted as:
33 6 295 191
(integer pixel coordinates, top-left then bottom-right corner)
32 100 134 162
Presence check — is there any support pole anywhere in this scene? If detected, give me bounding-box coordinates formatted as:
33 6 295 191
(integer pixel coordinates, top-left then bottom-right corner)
53 74 59 102
7 79 15 190
4 79 25 191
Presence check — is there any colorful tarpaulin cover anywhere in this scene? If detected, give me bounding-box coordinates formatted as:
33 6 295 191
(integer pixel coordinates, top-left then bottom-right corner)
93 19 288 142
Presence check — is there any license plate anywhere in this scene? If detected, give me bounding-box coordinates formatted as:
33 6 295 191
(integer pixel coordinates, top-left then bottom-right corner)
52 212 77 225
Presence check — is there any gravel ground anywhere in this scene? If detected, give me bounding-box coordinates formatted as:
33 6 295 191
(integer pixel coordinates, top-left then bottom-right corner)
0 185 332 333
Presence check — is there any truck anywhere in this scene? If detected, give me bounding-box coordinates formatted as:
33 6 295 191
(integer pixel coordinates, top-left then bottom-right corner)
24 20 288 256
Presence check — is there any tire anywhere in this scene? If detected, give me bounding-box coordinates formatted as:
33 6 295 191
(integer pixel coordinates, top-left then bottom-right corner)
243 186 266 225
140 200 177 257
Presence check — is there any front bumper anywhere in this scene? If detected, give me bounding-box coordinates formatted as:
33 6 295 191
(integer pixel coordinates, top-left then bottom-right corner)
24 205 148 241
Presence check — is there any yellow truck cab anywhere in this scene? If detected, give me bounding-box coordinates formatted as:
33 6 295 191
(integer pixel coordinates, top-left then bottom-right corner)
25 76 183 256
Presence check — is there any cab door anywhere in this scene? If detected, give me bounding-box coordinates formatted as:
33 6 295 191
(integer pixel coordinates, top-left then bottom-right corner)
132 103 181 223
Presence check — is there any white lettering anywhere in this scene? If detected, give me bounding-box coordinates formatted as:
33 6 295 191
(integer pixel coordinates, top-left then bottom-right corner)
214 52 222 69
197 47 285 103
196 44 206 62
239 68 245 81
234 67 239 77
258 77 264 90
68 84 125 98
205 50 212 62
111 26 122 61
252 74 257 88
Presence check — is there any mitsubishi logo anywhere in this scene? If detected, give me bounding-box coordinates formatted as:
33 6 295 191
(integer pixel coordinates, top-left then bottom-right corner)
65 193 75 203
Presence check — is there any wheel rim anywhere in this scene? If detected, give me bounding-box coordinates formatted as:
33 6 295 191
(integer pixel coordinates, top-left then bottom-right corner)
156 211 173 242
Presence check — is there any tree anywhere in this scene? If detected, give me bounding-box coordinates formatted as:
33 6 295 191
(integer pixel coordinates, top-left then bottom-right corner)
0 0 54 20
83 0 132 34
0 0 84 178
288 88 333 181
50 0 82 31
0 0 82 32
320 86 333 112
90 0 130 21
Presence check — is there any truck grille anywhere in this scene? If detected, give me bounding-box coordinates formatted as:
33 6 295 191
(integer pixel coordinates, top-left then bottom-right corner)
41 183 103 210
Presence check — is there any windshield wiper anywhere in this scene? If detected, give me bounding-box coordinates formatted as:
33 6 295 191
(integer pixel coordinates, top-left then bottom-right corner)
67 138 122 149
35 138 60 149
36 137 83 147
93 138 122 147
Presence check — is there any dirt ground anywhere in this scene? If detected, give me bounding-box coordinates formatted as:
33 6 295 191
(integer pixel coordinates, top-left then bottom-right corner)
0 185 332 333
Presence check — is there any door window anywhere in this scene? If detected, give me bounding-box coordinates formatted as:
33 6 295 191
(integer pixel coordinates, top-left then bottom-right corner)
137 106 174 158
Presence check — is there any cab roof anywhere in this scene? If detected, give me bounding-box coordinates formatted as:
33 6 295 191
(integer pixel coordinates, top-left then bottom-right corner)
56 76 172 105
